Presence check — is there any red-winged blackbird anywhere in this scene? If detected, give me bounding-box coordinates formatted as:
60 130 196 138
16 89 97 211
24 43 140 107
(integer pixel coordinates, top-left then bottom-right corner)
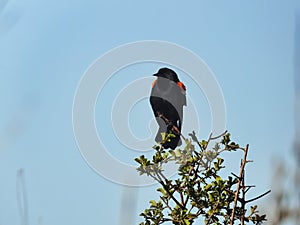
150 68 186 149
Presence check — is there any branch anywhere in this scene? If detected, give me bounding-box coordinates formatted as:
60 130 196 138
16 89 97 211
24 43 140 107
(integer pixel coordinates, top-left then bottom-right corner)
230 144 249 225
156 171 185 210
157 113 187 141
225 189 244 203
160 196 173 212
184 195 189 208
245 190 271 204
241 160 246 225
207 201 220 224
245 185 255 194
205 130 228 151
231 172 239 179
209 130 228 141
180 191 184 206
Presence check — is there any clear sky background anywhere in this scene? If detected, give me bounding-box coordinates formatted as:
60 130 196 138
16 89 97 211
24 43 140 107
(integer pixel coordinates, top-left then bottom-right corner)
0 0 299 225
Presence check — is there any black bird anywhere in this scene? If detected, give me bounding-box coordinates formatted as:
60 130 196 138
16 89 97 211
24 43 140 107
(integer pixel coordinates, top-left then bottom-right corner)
150 68 187 149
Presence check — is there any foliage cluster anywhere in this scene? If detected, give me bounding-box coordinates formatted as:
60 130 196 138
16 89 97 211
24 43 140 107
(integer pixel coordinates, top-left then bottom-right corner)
135 131 269 225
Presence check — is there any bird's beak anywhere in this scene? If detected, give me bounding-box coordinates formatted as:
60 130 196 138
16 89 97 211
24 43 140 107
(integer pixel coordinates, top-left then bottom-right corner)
153 73 158 76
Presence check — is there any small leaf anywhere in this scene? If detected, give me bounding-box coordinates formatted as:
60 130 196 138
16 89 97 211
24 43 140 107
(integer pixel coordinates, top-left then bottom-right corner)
216 175 222 183
149 200 156 207
204 184 212 191
251 205 258 214
157 188 167 196
200 140 208 149
135 158 141 164
184 219 190 225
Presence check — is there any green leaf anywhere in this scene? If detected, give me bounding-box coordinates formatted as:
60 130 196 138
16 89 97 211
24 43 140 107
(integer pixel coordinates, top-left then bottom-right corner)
217 158 224 165
184 219 190 225
137 131 268 225
135 157 141 164
200 140 208 149
215 175 222 183
157 188 167 196
175 149 182 157
161 132 166 141
208 193 214 202
149 200 156 207
204 184 212 191
251 205 258 214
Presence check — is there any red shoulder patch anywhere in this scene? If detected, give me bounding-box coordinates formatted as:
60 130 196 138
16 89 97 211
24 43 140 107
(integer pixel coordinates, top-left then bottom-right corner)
177 82 186 91
152 79 157 88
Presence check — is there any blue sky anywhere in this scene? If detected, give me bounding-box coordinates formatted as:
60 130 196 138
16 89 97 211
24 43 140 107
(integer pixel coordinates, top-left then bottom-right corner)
0 0 299 225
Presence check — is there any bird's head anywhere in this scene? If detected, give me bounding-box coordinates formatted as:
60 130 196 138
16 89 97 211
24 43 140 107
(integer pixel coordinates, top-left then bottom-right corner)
153 68 180 83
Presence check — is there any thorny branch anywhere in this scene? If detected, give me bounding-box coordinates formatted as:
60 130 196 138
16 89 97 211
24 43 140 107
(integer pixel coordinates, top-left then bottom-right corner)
230 144 249 225
229 145 271 225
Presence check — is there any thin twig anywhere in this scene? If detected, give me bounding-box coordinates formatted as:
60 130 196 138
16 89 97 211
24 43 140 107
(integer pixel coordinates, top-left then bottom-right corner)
209 130 228 140
184 195 189 208
207 201 220 224
245 185 255 194
205 131 228 152
196 207 205 216
180 192 185 206
225 189 244 203
245 190 271 203
231 172 240 179
160 196 173 212
158 171 168 181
